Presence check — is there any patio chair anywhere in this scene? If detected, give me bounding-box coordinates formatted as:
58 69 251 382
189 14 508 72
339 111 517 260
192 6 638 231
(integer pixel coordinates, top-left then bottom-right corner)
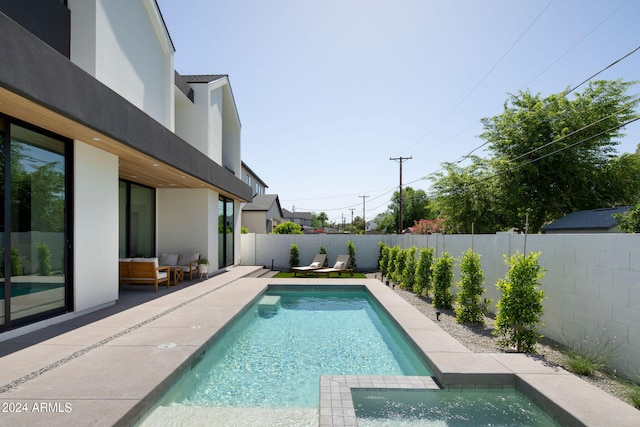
291 253 327 276
313 255 353 277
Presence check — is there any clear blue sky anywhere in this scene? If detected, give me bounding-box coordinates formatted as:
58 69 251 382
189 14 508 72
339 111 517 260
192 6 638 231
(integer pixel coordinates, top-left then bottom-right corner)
157 0 640 225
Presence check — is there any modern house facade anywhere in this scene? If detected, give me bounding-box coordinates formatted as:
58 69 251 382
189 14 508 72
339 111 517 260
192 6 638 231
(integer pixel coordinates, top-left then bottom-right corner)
241 161 267 198
0 0 251 336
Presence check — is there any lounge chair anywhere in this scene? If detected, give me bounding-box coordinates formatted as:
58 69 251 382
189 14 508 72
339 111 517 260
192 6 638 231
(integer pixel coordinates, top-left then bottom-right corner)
291 253 327 276
313 255 353 277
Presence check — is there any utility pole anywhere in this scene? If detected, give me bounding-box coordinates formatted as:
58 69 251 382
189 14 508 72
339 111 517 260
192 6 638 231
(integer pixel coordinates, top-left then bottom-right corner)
349 208 356 232
358 195 369 234
390 156 412 234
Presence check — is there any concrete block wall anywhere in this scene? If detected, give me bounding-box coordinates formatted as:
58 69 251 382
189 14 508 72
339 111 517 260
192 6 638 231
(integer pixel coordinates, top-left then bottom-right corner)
240 232 640 378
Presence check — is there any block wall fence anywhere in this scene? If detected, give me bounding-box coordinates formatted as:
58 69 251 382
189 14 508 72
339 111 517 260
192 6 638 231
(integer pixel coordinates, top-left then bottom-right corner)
241 232 640 378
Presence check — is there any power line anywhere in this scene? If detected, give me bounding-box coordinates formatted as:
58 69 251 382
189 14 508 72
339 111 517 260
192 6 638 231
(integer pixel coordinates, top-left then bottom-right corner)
405 0 555 152
402 44 640 189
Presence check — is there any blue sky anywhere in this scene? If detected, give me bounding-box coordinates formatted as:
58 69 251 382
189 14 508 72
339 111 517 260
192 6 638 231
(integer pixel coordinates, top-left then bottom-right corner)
157 0 640 225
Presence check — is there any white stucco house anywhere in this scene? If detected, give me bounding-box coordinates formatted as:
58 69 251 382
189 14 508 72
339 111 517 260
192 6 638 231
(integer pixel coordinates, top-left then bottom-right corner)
0 0 251 337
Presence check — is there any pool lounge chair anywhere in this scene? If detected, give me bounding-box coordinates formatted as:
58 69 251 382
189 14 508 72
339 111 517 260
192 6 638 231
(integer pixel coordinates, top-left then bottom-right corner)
313 255 353 277
291 253 327 276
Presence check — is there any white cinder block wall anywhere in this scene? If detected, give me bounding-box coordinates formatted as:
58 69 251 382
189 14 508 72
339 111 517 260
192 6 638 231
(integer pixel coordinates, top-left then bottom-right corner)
241 233 640 378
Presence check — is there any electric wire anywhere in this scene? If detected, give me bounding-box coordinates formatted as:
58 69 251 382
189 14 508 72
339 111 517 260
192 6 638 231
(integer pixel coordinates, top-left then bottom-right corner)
284 7 639 218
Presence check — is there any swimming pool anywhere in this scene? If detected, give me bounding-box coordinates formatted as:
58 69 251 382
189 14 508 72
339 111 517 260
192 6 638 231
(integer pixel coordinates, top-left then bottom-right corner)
140 288 432 424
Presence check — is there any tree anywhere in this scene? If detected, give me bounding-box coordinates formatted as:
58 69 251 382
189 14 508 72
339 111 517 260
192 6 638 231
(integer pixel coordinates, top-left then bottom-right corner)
614 204 640 233
484 80 640 232
494 251 546 353
319 245 328 266
455 249 490 325
387 245 402 282
430 80 640 233
429 157 504 233
377 187 433 234
401 247 417 290
378 242 389 275
408 218 446 234
289 243 300 269
347 240 357 269
272 221 303 234
312 212 329 230
414 247 434 296
432 253 454 309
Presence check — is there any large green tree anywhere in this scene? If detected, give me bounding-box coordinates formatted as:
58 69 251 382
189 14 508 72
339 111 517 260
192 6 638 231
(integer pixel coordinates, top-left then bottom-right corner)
376 187 434 233
431 79 640 233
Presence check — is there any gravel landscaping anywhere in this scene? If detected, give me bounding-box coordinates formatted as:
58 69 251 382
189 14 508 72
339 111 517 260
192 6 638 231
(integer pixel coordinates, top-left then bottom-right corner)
384 282 638 409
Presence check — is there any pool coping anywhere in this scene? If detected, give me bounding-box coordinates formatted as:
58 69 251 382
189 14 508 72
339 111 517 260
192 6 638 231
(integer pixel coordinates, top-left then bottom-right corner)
0 273 637 426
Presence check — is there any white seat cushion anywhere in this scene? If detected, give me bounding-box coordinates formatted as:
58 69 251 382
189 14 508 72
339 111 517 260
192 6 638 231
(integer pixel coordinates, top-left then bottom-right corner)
159 253 179 266
157 271 168 279
178 252 199 266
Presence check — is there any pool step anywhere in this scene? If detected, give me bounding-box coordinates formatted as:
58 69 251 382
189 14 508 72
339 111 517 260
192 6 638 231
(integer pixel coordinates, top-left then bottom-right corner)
258 295 281 317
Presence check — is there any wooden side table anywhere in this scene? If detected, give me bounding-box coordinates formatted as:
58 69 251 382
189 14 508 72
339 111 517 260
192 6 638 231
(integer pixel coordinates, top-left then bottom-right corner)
171 267 184 285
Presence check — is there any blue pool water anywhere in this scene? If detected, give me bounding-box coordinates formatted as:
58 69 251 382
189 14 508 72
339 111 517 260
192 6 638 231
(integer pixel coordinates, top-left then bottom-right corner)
352 389 561 426
155 289 432 410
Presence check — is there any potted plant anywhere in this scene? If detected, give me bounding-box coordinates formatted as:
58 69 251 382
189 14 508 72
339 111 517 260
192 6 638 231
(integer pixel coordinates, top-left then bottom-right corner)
197 257 210 275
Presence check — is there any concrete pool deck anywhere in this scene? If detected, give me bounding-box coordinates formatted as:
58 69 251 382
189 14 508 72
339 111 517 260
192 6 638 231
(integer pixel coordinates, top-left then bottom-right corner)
0 267 637 426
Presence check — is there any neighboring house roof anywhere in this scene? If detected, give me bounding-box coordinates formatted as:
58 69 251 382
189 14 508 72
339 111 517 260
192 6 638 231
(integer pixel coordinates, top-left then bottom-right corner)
242 194 283 216
541 206 631 233
282 208 312 221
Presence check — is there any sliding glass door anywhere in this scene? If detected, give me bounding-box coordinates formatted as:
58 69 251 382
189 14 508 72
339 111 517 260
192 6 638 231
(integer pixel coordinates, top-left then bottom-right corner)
1 121 71 330
218 196 234 267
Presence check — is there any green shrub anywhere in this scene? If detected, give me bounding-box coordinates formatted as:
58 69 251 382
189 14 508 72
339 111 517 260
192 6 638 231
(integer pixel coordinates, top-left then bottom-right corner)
378 242 389 275
347 240 357 269
289 243 300 269
36 243 52 276
433 252 454 309
455 249 490 325
273 221 303 234
320 245 328 266
0 248 22 276
494 251 546 353
387 246 401 282
401 247 417 290
240 226 249 234
394 247 408 284
414 247 434 296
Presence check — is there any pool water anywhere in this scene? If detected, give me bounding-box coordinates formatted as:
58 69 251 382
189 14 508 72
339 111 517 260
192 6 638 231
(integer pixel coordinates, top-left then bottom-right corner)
352 389 561 426
151 290 431 410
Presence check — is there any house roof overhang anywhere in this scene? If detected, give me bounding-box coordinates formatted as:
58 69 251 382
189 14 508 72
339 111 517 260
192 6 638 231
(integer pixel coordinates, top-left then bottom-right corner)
0 11 251 202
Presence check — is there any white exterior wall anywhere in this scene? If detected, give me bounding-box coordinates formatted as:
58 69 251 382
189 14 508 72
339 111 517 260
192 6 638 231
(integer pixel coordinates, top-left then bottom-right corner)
68 0 174 129
208 86 224 164
157 189 222 272
74 142 119 311
241 233 640 378
222 84 241 177
175 84 209 154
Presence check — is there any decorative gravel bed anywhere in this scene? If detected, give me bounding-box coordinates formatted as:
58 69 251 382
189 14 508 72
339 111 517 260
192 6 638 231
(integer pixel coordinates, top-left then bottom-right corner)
389 285 637 408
